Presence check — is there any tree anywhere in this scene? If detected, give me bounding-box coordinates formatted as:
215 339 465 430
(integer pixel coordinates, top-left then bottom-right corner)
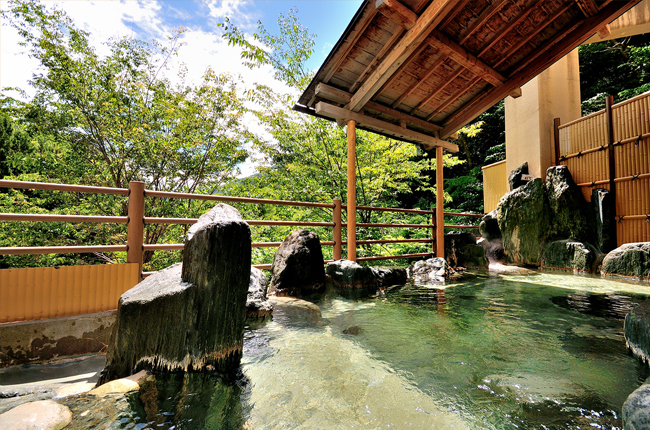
1 0 252 268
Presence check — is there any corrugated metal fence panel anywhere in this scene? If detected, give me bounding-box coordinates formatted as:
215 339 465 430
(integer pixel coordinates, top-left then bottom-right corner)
482 160 508 213
558 91 650 246
0 263 139 323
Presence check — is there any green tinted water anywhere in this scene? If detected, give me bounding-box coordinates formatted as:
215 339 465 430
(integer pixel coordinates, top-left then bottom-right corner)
113 273 650 429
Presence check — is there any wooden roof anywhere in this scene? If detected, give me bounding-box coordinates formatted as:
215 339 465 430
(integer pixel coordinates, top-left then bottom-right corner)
295 0 640 152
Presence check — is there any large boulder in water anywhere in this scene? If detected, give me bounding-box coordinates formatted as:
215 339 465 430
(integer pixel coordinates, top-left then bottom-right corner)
497 178 550 266
602 243 650 280
247 267 273 319
540 240 600 273
269 230 325 296
544 166 594 243
444 231 487 268
625 299 650 363
98 204 251 384
410 257 463 284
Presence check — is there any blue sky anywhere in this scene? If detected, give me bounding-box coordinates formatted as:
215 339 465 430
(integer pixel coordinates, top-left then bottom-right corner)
1 0 362 95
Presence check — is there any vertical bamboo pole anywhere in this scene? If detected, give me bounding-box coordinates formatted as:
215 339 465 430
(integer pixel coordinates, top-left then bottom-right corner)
605 96 618 245
436 146 445 259
347 120 357 262
127 181 145 280
333 198 342 261
553 118 561 166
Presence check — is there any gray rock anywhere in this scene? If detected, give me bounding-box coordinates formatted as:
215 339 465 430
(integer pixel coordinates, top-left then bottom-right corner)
497 178 549 266
544 166 594 243
326 260 406 289
269 230 325 296
592 188 616 253
410 257 463 284
99 204 251 384
0 399 72 430
623 378 650 430
540 240 600 273
479 210 501 240
602 242 650 280
247 267 273 318
445 231 488 268
478 237 505 264
625 300 650 363
508 162 529 191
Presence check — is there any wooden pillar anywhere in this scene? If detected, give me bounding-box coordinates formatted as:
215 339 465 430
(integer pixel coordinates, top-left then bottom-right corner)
127 181 145 280
347 120 357 262
605 95 617 245
333 198 342 260
553 117 561 166
436 146 445 259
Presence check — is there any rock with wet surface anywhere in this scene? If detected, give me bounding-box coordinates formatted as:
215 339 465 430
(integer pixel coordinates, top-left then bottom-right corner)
247 267 273 318
622 377 650 430
410 257 463 284
479 210 501 240
98 204 251 384
326 260 406 289
445 231 488 268
544 166 594 243
269 230 325 296
602 242 650 280
540 240 601 273
0 399 72 430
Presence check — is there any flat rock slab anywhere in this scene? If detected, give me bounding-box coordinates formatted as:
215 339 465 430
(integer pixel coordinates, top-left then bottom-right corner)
0 399 72 430
326 260 406 289
88 378 139 396
488 263 537 276
268 297 322 327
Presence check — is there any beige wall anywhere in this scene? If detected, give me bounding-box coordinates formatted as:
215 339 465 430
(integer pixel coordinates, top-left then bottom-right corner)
505 49 582 179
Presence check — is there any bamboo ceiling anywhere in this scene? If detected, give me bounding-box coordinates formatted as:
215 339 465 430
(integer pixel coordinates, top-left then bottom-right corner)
295 0 640 152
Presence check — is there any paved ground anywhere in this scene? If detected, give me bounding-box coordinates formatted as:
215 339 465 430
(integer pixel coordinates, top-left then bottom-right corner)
0 354 105 414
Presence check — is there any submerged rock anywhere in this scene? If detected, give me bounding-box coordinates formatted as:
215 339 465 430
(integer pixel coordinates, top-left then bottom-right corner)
326 260 406 289
602 242 650 280
268 296 322 327
269 230 325 296
247 267 273 319
0 399 72 430
99 204 251 384
622 378 650 430
410 257 463 284
540 240 600 273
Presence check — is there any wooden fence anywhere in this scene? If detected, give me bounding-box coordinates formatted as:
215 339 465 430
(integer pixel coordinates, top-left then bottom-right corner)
0 179 480 323
481 160 508 213
556 92 650 246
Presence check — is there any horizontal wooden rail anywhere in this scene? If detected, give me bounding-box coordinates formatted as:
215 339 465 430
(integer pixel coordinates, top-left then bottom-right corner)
578 172 650 187
345 222 433 228
0 213 128 223
445 225 480 229
144 189 335 208
443 212 483 218
0 245 127 255
143 217 335 227
343 204 433 214
616 214 650 221
143 241 336 250
561 131 650 161
356 252 435 262
346 238 434 245
0 180 129 196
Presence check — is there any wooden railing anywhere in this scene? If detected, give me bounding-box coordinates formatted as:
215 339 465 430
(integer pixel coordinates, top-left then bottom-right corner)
0 179 482 275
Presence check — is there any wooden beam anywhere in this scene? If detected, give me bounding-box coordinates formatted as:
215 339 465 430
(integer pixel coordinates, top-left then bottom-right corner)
598 24 611 38
376 0 417 30
315 83 442 132
371 42 430 102
427 76 482 121
458 0 508 46
410 65 465 113
439 0 641 138
477 1 539 58
316 102 458 151
349 28 405 93
575 0 599 17
509 87 522 98
347 120 357 262
437 0 471 30
347 0 456 112
428 30 506 86
391 56 447 109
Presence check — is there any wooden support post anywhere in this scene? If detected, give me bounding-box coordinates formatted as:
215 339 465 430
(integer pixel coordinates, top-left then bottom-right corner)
553 117 561 166
436 146 445 259
605 95 617 244
333 198 342 260
347 120 357 262
127 181 145 280
431 208 436 255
